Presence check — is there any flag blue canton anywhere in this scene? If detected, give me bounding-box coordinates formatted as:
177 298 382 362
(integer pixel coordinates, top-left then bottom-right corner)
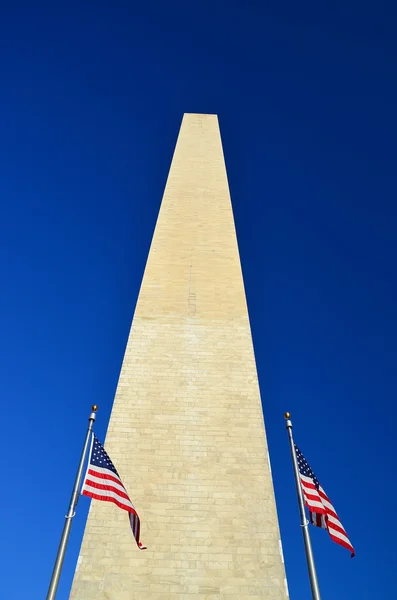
295 444 320 490
91 436 119 476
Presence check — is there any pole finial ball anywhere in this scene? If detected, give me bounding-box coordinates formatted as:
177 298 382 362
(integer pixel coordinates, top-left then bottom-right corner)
92 405 99 412
284 412 291 419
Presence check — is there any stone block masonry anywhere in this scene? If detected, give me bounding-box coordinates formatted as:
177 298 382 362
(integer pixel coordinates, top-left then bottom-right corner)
70 113 288 599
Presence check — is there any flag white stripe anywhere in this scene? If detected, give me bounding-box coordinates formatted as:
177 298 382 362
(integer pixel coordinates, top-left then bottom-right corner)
301 485 321 500
310 512 327 528
300 474 319 486
82 484 135 511
84 472 127 495
300 481 322 498
86 464 123 484
304 498 325 511
327 513 344 526
317 487 339 514
320 497 336 513
327 526 352 546
302 488 322 502
301 486 322 501
327 514 347 532
300 478 339 516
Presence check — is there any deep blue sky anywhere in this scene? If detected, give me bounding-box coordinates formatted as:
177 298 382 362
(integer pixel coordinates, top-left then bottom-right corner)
1 2 395 598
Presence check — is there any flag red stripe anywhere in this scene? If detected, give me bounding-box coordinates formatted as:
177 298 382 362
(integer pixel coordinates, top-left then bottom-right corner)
84 478 131 501
303 490 323 503
328 520 349 537
306 498 339 521
301 480 318 491
82 489 137 516
128 513 146 550
305 501 326 515
86 468 123 487
314 513 324 528
301 482 320 494
328 531 355 556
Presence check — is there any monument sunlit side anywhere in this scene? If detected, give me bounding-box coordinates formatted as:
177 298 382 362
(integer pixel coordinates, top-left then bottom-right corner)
70 113 289 599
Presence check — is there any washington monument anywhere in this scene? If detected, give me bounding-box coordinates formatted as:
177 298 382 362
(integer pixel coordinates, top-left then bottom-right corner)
70 114 289 598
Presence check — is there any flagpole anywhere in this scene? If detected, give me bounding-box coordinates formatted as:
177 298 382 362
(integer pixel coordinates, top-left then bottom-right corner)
46 405 98 600
284 412 321 600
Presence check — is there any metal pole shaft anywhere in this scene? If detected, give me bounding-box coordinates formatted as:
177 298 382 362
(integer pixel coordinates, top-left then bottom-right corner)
46 406 98 600
285 414 321 600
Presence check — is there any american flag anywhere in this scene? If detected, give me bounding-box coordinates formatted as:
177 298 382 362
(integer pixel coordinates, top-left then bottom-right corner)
295 444 354 557
82 435 146 550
